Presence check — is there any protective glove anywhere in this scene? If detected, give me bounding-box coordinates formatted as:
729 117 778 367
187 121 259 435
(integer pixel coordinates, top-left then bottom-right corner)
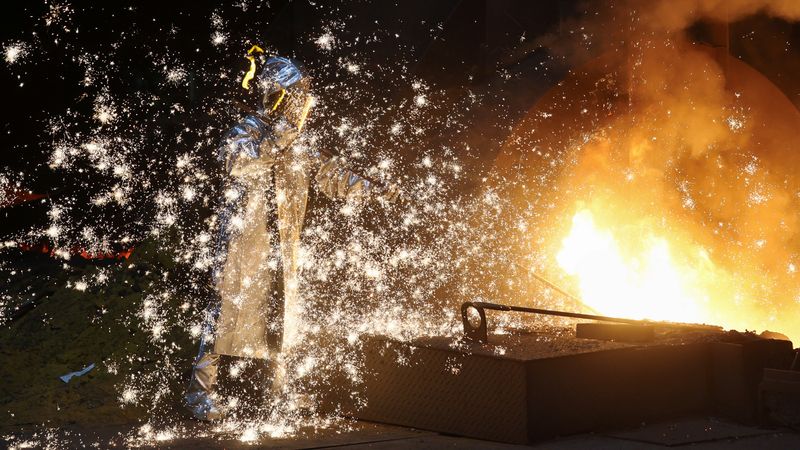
272 117 299 150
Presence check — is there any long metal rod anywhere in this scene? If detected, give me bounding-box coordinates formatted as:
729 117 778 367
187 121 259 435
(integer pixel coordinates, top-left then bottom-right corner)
470 301 722 331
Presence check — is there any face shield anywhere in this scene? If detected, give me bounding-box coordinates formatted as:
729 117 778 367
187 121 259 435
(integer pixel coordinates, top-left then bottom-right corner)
258 57 314 130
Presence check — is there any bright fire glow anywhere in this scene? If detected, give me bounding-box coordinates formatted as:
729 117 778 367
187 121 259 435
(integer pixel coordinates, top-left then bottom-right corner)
557 209 707 323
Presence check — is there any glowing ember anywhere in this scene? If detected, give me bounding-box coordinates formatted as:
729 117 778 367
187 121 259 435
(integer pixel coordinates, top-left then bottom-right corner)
4 42 26 64
211 31 227 46
557 209 706 323
315 32 335 51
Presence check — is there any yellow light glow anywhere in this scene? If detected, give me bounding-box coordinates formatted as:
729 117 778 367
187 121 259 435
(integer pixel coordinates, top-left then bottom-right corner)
557 209 706 323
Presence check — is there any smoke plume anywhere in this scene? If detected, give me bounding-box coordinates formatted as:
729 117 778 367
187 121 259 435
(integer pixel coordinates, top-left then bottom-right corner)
490 0 800 341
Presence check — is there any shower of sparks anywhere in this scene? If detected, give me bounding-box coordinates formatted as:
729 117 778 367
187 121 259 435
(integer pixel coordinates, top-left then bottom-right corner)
165 66 188 85
345 61 360 73
2 1 800 448
211 31 227 46
210 12 228 47
4 42 27 64
315 32 335 51
93 98 117 124
0 3 516 445
726 115 744 131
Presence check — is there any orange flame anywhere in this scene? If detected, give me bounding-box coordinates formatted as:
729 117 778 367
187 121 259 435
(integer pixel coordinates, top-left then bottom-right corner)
557 209 709 323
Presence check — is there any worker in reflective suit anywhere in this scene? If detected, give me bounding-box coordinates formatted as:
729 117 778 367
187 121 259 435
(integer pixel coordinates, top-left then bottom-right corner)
185 56 397 421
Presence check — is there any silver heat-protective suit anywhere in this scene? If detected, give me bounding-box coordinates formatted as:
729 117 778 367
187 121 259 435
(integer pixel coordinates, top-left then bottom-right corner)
211 114 376 358
185 56 392 421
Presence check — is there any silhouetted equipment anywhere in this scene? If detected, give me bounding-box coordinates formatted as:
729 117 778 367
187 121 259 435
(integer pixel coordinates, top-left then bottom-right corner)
323 303 795 444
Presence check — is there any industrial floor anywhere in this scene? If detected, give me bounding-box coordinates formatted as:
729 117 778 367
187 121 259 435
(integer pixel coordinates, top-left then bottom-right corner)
3 416 799 449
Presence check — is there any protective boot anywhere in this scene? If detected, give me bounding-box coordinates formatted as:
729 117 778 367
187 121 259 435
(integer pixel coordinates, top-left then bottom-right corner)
184 353 224 421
